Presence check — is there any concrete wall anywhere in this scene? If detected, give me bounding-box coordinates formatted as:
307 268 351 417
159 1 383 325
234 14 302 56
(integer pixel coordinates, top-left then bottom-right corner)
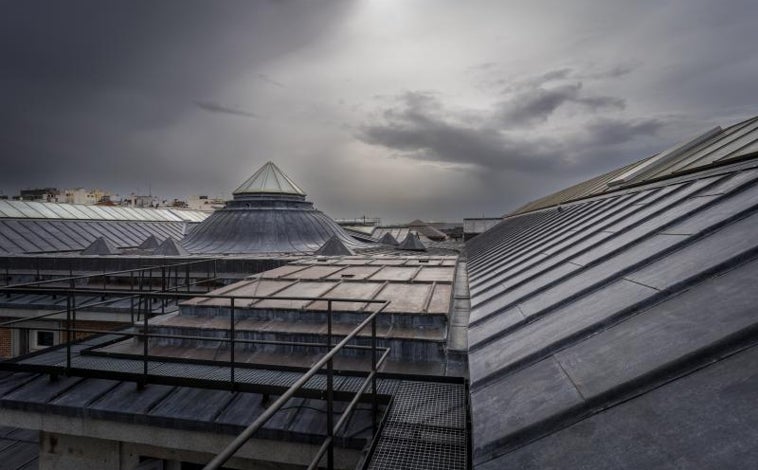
0 255 288 277
2 410 361 470
40 432 139 470
0 317 11 357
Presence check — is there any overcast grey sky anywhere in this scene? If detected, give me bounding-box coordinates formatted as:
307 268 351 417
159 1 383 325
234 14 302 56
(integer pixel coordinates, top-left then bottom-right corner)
1 0 756 221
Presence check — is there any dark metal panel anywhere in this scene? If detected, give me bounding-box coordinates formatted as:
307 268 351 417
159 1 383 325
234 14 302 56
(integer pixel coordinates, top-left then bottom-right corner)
479 344 758 470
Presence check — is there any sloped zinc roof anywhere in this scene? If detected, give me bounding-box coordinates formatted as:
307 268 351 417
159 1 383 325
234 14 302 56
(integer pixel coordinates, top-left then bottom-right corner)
464 159 758 468
509 115 758 215
0 219 187 254
232 161 306 196
0 200 208 223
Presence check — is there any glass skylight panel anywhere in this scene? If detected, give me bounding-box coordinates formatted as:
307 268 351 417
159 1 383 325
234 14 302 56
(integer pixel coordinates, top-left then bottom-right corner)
63 204 92 220
0 201 25 218
104 206 126 220
141 208 162 221
14 202 45 218
26 202 58 218
47 204 78 219
189 212 208 222
69 205 98 219
156 209 181 221
120 207 145 220
86 205 116 220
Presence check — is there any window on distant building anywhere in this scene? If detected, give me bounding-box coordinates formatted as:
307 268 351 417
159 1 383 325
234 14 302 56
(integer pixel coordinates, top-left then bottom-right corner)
31 329 56 351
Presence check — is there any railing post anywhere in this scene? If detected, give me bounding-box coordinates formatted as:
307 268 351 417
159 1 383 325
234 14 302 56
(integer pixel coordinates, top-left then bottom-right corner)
143 293 149 384
130 271 135 325
185 264 190 293
327 299 334 469
137 270 144 322
174 265 178 305
161 267 166 314
66 293 71 373
230 297 235 389
372 307 378 435
71 287 77 343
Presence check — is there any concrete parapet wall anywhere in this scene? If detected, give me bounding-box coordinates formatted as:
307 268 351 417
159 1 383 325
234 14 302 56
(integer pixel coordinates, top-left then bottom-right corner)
151 325 447 362
180 305 447 329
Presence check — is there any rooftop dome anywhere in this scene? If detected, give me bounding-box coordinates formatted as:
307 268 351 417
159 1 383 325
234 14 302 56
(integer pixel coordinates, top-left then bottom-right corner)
182 161 370 254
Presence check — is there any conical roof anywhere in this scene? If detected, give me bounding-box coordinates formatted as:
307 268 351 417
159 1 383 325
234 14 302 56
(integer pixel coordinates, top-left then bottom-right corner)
153 237 189 256
398 232 427 251
81 237 119 255
233 161 306 196
138 235 161 250
379 232 399 246
314 235 354 256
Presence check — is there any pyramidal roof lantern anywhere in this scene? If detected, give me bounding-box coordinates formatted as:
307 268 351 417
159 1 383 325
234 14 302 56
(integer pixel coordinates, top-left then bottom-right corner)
138 235 161 250
152 237 190 256
379 232 399 246
314 235 354 256
398 232 427 251
81 237 120 255
233 161 306 197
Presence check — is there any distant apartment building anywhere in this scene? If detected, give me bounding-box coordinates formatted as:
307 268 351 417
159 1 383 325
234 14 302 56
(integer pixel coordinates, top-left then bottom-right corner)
62 188 103 205
124 194 156 208
187 194 225 211
18 187 60 202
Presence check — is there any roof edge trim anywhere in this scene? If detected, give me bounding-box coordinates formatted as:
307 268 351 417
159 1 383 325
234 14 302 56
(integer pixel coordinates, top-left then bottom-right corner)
607 126 723 187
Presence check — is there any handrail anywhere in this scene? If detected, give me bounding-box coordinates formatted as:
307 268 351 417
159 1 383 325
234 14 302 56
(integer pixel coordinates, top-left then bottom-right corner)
2 258 214 288
203 299 389 470
1 265 391 470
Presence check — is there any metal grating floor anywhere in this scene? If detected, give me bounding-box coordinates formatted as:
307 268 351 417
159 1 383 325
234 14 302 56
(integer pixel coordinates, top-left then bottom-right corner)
9 333 403 396
367 381 468 470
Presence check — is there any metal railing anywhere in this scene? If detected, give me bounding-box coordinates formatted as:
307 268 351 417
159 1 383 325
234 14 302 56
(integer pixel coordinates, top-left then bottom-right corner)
0 263 391 469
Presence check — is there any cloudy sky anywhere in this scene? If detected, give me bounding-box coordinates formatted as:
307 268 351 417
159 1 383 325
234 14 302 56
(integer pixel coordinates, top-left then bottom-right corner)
1 0 757 221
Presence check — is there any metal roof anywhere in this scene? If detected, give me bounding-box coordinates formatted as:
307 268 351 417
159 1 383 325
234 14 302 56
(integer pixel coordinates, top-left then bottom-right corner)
0 200 209 223
182 204 371 254
183 256 455 316
0 425 37 470
509 115 758 216
80 236 119 255
398 233 427 251
0 219 187 254
464 158 758 468
0 370 375 448
232 161 306 196
314 235 354 256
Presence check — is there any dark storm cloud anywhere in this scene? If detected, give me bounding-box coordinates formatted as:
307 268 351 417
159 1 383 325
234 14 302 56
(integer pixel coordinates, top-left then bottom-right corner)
358 79 654 176
497 83 625 127
0 0 354 194
2 0 758 221
581 117 664 148
194 101 258 119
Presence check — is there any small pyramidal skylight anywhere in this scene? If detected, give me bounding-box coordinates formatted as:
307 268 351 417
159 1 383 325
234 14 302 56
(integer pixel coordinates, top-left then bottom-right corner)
233 161 306 196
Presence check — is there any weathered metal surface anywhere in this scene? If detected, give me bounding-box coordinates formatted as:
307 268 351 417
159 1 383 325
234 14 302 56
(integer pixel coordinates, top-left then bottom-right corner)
465 158 758 468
